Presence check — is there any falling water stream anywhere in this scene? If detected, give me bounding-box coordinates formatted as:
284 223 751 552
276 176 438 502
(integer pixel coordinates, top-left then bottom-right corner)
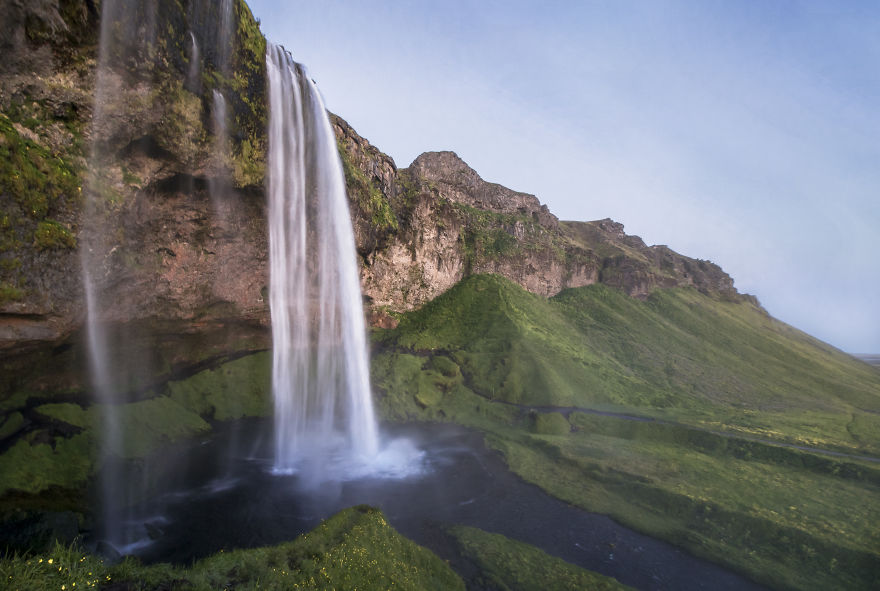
265 44 380 474
81 0 160 550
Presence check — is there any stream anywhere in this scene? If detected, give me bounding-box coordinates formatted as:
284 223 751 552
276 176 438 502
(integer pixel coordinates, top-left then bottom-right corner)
93 419 765 591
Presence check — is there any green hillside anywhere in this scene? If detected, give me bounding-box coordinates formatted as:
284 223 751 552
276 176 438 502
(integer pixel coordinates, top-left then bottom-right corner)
372 274 880 590
379 273 880 454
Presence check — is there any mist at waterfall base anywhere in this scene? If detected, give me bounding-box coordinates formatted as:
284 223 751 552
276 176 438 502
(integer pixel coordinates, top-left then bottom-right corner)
85 418 759 591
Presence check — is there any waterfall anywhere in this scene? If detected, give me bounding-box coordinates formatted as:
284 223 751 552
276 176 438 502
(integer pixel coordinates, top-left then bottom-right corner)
186 32 201 92
82 0 159 550
208 89 231 214
218 0 234 73
265 44 379 474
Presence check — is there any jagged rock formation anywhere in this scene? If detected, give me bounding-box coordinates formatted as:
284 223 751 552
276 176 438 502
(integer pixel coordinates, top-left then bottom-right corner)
335 118 743 327
0 0 745 349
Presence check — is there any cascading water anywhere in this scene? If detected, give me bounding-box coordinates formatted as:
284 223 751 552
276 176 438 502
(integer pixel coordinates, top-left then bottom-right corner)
218 0 234 72
208 88 231 214
186 32 201 92
265 44 379 475
82 0 159 550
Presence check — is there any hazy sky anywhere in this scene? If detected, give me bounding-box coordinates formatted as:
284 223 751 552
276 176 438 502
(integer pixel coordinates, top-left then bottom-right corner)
247 0 880 354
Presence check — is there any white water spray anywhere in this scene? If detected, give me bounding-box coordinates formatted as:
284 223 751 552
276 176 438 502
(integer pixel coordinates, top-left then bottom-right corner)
265 44 379 474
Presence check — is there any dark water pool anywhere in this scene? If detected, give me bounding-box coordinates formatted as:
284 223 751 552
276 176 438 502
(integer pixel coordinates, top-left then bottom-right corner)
93 419 764 590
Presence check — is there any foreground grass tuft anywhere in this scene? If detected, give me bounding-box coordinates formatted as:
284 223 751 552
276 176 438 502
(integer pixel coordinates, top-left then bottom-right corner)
1 506 463 591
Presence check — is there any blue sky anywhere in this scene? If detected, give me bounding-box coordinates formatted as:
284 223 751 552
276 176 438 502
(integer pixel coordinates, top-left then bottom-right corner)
247 0 880 354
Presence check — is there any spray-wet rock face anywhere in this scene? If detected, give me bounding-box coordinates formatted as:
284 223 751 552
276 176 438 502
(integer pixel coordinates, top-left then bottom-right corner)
0 0 268 350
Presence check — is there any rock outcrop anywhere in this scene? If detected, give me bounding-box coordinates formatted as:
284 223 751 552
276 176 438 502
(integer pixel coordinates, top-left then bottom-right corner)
335 121 742 324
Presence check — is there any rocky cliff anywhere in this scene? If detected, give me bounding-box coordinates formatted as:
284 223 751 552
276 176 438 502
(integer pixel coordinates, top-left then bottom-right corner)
335 117 743 328
0 0 745 350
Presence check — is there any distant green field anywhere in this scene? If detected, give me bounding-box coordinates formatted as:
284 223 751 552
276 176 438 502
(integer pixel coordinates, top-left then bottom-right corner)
373 274 880 590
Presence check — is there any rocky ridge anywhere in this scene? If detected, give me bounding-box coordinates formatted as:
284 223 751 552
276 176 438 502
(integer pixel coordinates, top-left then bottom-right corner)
335 118 743 326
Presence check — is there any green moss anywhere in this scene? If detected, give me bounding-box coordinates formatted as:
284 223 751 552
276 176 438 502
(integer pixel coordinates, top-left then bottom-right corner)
0 114 80 219
0 282 26 304
430 355 461 378
232 136 265 187
120 167 142 187
228 0 267 188
112 397 210 459
0 434 94 496
532 412 570 435
33 403 92 429
338 139 398 231
153 81 205 168
166 352 272 421
450 526 631 590
0 412 25 440
33 219 76 250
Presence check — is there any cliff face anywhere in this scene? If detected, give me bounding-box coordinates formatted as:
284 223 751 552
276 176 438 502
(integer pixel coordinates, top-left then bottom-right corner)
335 118 742 326
0 0 269 347
0 0 745 349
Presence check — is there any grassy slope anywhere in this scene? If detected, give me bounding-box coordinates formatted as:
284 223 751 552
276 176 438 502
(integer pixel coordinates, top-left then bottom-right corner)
382 274 880 453
0 506 464 591
372 273 880 591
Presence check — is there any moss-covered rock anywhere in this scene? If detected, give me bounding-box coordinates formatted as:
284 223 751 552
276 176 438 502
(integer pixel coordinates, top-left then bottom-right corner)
166 351 271 421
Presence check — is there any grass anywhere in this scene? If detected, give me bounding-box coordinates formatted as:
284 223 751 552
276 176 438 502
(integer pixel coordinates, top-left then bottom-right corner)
0 506 463 591
372 273 880 590
450 525 632 590
378 274 880 454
